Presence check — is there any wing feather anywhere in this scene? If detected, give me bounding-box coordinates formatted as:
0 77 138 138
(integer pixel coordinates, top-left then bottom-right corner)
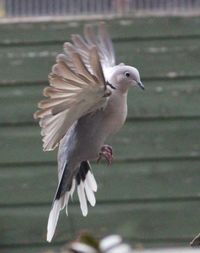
38 96 76 109
98 22 115 66
52 62 86 85
43 87 79 98
71 22 115 70
71 52 95 82
84 24 97 46
89 47 106 85
34 43 109 151
71 34 89 52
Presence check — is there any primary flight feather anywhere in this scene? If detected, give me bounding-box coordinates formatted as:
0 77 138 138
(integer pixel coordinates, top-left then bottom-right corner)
34 22 144 242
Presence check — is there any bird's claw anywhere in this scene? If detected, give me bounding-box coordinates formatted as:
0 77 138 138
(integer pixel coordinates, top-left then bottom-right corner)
97 145 113 165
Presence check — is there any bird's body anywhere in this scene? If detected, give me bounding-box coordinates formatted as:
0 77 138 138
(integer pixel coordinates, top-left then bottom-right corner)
58 79 128 177
34 22 143 242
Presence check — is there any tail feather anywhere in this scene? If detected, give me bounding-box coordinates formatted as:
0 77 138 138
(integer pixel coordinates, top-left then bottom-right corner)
77 181 88 216
84 179 96 207
47 191 71 242
47 160 97 242
86 170 98 192
65 192 70 215
69 178 76 200
76 161 97 215
47 193 68 242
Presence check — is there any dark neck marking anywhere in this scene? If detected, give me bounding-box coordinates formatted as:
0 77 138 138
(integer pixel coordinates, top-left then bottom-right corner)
106 81 116 90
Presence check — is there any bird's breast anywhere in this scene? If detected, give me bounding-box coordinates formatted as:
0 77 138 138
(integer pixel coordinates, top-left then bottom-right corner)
102 92 128 138
66 92 128 162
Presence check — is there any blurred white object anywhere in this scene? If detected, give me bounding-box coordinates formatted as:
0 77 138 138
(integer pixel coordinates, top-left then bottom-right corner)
100 235 122 251
100 235 133 253
70 235 134 253
68 234 199 253
69 242 97 253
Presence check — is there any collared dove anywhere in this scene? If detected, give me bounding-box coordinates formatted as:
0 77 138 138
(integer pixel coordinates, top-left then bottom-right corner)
34 22 144 242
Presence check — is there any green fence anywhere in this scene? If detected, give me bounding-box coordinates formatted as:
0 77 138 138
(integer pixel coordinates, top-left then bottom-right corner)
0 16 200 253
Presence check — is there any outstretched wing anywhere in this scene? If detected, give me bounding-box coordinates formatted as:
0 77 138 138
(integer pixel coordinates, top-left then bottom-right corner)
34 46 110 151
68 22 115 72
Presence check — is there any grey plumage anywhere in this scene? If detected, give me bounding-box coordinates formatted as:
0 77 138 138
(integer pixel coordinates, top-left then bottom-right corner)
34 22 143 242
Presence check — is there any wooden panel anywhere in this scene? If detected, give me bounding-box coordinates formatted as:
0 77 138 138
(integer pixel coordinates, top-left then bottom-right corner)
0 16 200 252
0 118 199 164
0 206 72 247
1 245 61 253
1 159 200 205
0 125 56 163
0 201 199 247
1 79 200 125
0 84 43 125
0 244 191 253
0 44 56 85
111 118 200 160
127 79 200 119
0 17 200 45
1 38 200 84
114 39 200 79
72 201 200 241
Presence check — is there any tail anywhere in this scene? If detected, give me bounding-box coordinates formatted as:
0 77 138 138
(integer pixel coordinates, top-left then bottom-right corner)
46 161 97 242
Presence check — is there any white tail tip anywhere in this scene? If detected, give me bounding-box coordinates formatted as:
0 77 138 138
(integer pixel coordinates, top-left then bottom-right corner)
47 200 61 242
46 171 98 242
77 171 97 216
47 193 70 242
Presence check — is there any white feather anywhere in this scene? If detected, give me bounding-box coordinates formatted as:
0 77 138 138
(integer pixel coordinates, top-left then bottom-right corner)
70 178 76 199
64 192 70 216
107 244 132 253
84 179 96 207
70 242 97 253
47 199 62 242
86 171 98 192
47 193 70 242
100 235 122 252
77 181 88 216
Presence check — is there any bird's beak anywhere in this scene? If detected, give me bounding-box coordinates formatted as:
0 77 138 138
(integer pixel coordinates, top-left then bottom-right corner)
137 81 145 90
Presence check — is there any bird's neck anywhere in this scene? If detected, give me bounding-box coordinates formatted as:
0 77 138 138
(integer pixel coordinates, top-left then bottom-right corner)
106 89 128 119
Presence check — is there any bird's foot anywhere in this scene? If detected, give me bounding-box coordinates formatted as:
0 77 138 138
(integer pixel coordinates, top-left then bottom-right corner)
97 145 113 165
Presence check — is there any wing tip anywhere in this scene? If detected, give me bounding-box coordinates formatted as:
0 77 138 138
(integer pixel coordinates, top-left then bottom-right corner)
43 141 57 152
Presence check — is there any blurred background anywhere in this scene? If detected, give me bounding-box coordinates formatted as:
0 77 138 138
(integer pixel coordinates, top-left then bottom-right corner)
0 0 200 18
0 0 200 253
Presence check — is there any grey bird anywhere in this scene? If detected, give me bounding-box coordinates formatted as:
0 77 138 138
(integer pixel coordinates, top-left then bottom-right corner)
34 22 144 242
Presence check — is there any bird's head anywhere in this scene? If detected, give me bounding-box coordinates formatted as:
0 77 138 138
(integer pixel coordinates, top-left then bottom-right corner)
107 65 144 93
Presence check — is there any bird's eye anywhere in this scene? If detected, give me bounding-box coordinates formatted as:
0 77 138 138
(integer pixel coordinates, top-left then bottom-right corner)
125 72 130 78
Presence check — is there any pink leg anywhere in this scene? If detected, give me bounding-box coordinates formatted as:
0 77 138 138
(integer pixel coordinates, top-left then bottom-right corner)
97 145 113 165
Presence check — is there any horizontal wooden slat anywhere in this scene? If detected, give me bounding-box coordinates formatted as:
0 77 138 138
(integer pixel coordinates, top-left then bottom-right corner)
0 84 42 124
0 17 200 45
1 79 200 125
115 39 200 79
0 44 56 85
1 245 61 253
0 118 200 164
72 201 200 241
0 38 200 84
1 201 199 246
1 244 192 253
127 79 200 119
0 206 72 247
1 159 200 205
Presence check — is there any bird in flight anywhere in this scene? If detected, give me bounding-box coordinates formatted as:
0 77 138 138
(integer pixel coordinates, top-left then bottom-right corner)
34 22 144 242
